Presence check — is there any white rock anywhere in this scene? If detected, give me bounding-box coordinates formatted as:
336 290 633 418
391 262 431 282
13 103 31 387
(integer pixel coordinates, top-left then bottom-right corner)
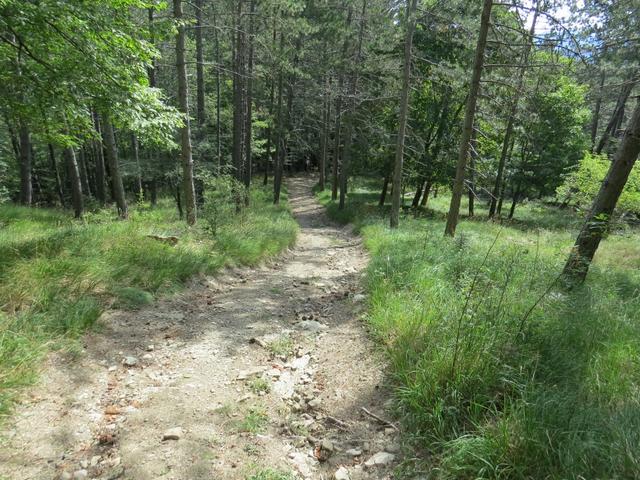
364 451 395 468
72 470 88 479
334 466 350 480
122 356 138 367
288 451 315 478
162 427 183 441
346 448 362 456
236 366 267 380
353 294 366 303
296 320 328 333
287 355 310 371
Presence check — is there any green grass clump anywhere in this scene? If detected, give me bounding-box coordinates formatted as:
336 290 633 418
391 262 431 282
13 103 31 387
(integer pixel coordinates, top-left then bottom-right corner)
246 468 297 480
317 177 640 479
0 184 297 419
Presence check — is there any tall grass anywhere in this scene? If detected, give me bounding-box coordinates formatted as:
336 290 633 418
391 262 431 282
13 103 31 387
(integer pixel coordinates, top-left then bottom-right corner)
318 179 640 479
0 184 298 418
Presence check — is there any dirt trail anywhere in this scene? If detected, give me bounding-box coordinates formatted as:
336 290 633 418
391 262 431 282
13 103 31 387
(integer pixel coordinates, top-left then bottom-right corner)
0 177 400 480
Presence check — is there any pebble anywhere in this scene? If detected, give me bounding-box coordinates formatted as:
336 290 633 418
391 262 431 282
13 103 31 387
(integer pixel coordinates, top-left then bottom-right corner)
364 451 395 468
307 398 322 409
72 470 88 479
296 320 328 333
122 356 138 367
334 466 350 480
346 448 362 456
385 442 401 454
60 472 72 480
162 427 183 441
352 294 366 303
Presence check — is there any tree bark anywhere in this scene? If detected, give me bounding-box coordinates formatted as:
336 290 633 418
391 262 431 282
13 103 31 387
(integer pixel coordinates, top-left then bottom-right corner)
595 70 638 154
64 147 84 218
48 144 66 207
319 75 331 190
78 146 92 198
563 98 640 285
175 0 197 225
421 181 432 207
102 116 128 218
390 0 418 228
92 111 107 205
195 0 206 129
590 53 606 151
379 174 390 206
244 0 256 197
339 0 366 210
412 179 425 208
273 33 285 204
18 123 32 206
444 0 492 236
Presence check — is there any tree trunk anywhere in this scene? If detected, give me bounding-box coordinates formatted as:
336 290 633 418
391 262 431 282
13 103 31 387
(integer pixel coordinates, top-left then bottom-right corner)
232 0 247 185
390 0 418 228
78 146 92 198
444 0 492 236
319 75 331 190
132 134 143 198
489 3 538 217
590 56 606 151
508 183 520 219
195 0 206 130
412 179 425 208
92 111 107 205
338 0 366 211
214 8 222 169
175 0 197 225
563 98 640 285
64 147 84 218
244 0 256 198
378 174 389 206
595 70 638 154
48 144 66 207
273 33 285 204
102 116 128 218
18 123 32 206
421 181 432 207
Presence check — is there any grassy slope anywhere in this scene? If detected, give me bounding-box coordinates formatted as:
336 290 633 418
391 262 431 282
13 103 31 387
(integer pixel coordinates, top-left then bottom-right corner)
317 179 640 479
0 185 298 418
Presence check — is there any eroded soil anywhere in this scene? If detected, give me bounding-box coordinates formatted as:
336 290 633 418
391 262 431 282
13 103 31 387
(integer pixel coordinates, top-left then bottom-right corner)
0 177 401 480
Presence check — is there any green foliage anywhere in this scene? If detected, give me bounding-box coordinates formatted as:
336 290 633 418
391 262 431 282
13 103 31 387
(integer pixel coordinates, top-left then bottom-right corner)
318 180 640 479
246 468 297 480
201 174 247 235
0 189 297 419
558 151 640 214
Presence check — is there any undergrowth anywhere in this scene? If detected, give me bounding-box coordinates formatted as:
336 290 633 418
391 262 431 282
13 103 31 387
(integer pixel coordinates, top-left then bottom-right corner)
0 183 297 418
318 178 640 479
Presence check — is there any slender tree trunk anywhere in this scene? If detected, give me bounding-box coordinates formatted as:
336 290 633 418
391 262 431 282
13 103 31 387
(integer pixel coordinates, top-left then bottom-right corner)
244 0 256 198
331 7 353 201
273 33 285 204
132 134 143 198
195 0 206 130
78 146 92 198
48 144 66 207
92 111 107 205
590 56 606 151
18 123 32 206
214 9 222 170
390 0 418 228
444 0 492 236
379 174 390 206
319 75 331 190
595 71 638 154
232 0 246 185
508 183 520 219
339 0 366 210
489 4 538 217
563 98 640 285
175 0 197 225
421 181 432 207
412 179 425 208
102 116 128 218
64 147 84 218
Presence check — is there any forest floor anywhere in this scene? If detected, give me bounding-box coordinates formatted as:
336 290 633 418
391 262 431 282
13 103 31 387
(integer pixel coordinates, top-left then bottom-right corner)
0 177 401 480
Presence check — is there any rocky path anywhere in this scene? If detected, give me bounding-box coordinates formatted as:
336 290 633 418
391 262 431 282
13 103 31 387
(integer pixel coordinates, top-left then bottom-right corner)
0 176 400 480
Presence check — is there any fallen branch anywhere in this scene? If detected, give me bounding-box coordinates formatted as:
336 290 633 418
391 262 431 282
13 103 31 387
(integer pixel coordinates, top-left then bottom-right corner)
360 407 399 431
